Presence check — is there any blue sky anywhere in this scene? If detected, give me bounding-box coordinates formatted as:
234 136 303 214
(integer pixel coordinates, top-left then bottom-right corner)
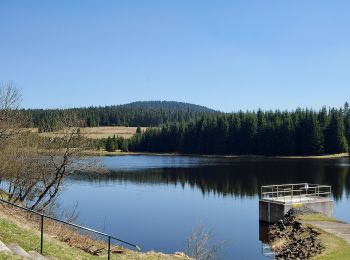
1 1 349 112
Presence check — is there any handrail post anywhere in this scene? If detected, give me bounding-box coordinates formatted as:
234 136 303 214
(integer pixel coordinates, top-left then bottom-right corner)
40 215 44 254
108 236 111 260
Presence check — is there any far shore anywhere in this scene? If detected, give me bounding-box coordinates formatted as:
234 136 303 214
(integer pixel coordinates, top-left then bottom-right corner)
80 150 349 159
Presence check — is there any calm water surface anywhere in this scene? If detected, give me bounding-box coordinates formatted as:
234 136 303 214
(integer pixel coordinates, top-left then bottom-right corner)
57 155 350 259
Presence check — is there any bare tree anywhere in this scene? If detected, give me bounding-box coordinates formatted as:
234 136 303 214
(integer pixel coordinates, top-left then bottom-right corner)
0 81 28 145
0 83 99 211
1 112 99 210
185 223 227 260
0 82 29 192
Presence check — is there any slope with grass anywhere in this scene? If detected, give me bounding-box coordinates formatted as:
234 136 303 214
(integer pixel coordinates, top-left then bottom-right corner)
299 214 350 260
0 206 190 260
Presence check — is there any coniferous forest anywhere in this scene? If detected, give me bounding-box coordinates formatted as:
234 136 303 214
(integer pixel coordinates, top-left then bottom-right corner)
27 101 217 130
128 103 350 156
26 101 350 156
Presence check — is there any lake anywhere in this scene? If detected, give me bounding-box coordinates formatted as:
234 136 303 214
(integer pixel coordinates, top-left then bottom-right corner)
58 155 350 259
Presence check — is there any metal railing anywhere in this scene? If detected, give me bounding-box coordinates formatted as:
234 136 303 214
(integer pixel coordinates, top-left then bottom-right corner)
0 198 140 259
260 183 331 203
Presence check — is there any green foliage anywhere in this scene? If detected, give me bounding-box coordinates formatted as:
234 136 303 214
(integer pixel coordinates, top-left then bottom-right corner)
105 135 118 152
344 102 350 148
129 105 350 156
26 101 218 128
26 101 350 156
324 109 348 154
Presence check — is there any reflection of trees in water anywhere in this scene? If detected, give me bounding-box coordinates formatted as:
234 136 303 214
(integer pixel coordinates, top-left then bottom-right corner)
71 159 350 200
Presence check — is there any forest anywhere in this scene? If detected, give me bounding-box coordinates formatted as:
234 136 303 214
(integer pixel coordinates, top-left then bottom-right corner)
26 101 217 129
25 101 350 156
127 104 350 156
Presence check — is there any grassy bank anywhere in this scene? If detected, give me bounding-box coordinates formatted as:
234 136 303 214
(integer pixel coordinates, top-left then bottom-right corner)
299 214 350 260
0 205 189 259
0 214 97 259
313 231 350 260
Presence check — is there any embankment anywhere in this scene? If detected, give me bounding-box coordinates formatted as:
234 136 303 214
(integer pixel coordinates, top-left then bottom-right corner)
267 208 350 260
0 204 190 259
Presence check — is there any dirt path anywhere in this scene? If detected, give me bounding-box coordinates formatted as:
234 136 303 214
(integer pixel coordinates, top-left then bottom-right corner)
304 221 350 244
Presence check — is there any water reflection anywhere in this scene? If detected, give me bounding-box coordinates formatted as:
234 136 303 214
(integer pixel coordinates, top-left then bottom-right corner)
70 156 350 200
60 156 350 260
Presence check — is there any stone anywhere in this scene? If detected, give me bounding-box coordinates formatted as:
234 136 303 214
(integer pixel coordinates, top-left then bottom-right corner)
7 244 31 258
0 241 12 254
28 251 47 260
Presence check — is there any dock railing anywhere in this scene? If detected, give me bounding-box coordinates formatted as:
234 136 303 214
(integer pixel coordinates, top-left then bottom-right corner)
0 198 140 259
260 183 331 203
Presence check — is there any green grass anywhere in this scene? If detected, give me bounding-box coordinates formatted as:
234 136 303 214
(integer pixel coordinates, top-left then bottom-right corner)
0 253 22 259
299 214 350 259
0 211 190 260
312 230 350 260
0 216 98 259
300 214 342 222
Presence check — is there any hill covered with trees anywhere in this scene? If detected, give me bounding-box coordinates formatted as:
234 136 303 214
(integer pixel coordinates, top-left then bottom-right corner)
128 103 350 156
26 101 218 129
25 100 350 156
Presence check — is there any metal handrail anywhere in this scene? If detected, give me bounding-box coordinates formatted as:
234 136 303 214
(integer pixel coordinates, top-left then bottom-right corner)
0 198 140 259
260 183 331 203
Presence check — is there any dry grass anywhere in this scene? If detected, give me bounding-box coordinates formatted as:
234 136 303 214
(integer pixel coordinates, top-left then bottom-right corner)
0 205 115 255
0 204 190 259
270 238 288 252
299 214 342 223
33 126 148 139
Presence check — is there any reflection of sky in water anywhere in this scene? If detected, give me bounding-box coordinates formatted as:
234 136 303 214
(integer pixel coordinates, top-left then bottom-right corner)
103 155 232 170
58 155 350 260
338 163 350 167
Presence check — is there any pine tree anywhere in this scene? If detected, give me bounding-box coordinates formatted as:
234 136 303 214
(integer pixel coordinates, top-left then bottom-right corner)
344 102 350 150
105 137 112 152
105 136 116 152
112 135 118 151
296 113 323 155
324 110 348 154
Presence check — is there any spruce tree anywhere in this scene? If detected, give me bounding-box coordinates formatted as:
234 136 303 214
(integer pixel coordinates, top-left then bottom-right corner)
105 137 112 152
296 113 323 155
324 110 348 154
112 135 118 151
344 102 350 150
105 136 116 152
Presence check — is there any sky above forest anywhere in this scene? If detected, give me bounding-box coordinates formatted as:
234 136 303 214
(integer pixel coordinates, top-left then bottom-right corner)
1 0 350 112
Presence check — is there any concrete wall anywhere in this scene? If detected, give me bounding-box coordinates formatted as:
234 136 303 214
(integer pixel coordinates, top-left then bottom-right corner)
304 200 333 217
259 199 333 223
259 200 286 223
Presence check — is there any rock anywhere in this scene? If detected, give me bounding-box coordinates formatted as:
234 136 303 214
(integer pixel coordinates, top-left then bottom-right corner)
174 251 189 258
0 241 12 254
267 208 324 259
7 244 31 258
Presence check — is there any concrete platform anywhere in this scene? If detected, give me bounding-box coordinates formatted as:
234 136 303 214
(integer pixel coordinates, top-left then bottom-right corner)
259 196 333 223
259 183 333 223
268 195 326 203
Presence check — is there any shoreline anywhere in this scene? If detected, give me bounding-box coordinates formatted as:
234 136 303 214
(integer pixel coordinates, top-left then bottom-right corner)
80 150 349 159
0 203 191 259
268 210 350 259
